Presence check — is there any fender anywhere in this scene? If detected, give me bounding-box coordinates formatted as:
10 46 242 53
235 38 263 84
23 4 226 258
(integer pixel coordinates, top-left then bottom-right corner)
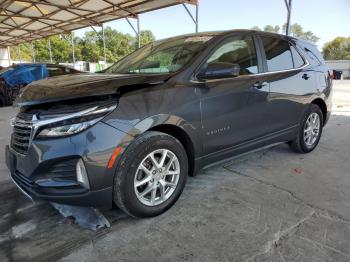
105 113 203 159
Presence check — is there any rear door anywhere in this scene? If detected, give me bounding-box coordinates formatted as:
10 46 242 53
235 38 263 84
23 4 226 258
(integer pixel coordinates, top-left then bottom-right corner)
257 35 316 133
198 33 271 155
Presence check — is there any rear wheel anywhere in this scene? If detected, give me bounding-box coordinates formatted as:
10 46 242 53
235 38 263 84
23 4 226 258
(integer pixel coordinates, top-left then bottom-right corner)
289 104 323 153
113 131 188 218
0 95 5 107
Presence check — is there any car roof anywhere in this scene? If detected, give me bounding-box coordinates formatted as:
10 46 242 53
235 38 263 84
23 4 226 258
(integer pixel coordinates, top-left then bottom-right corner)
156 29 297 43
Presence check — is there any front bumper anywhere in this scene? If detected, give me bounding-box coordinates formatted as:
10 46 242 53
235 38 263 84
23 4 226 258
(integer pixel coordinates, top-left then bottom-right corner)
5 121 133 208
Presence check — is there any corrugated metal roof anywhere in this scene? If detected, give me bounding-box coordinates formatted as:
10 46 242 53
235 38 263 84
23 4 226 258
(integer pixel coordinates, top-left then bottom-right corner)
0 0 197 47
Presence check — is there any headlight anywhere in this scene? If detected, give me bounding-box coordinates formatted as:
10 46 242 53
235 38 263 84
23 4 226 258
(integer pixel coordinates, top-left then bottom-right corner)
37 118 102 138
36 104 116 138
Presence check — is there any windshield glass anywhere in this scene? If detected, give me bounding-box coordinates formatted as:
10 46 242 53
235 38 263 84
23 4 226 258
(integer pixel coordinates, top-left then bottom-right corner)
105 36 213 74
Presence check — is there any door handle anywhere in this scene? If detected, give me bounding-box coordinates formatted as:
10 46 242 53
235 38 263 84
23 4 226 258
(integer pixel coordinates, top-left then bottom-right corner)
253 81 268 89
302 73 310 80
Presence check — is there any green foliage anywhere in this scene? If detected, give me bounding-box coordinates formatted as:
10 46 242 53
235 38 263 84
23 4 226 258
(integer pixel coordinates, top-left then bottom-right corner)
323 37 350 60
251 23 320 44
263 25 280 33
250 26 262 31
9 27 156 64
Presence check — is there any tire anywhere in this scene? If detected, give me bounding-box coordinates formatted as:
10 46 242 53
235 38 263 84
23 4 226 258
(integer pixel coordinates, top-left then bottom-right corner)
289 104 324 153
113 131 188 218
0 95 5 107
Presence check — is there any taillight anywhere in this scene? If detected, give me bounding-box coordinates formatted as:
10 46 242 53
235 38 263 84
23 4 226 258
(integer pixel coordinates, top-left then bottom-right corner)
328 70 334 80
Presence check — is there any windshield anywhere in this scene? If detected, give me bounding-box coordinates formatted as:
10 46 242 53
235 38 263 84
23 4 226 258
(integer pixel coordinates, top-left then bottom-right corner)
105 36 213 74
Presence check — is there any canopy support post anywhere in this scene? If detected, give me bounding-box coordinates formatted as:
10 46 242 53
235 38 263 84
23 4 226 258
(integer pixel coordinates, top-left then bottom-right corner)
6 46 11 65
48 38 53 63
102 23 107 67
31 42 35 62
18 45 22 63
71 32 75 67
182 3 199 32
125 16 140 48
284 0 292 35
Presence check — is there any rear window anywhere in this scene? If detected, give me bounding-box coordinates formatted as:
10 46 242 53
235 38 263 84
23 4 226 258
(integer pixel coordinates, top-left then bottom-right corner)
298 42 325 66
260 36 294 72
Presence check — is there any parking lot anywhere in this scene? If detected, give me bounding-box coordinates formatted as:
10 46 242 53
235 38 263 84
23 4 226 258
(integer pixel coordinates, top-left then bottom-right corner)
0 81 349 262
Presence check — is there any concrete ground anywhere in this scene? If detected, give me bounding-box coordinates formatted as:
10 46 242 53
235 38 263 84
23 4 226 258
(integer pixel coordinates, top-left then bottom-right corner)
1 81 350 262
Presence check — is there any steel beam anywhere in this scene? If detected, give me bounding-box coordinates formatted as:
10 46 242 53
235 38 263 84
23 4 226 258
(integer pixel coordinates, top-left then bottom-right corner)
284 0 292 36
7 46 11 65
31 42 35 62
48 38 53 63
102 24 107 66
182 3 199 33
71 33 76 66
18 45 22 62
125 16 140 48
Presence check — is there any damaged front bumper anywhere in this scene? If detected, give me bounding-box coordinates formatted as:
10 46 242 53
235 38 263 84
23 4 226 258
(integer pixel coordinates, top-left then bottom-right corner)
6 121 133 209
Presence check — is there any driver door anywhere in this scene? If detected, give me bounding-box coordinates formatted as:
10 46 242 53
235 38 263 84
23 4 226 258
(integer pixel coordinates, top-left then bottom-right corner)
198 34 271 156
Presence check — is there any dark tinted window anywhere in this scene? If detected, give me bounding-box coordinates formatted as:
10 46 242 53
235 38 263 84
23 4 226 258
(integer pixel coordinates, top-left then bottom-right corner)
299 42 325 66
206 35 258 75
261 37 293 71
290 45 305 68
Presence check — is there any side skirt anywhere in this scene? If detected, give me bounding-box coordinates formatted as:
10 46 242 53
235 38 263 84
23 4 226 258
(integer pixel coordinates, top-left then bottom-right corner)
192 125 298 175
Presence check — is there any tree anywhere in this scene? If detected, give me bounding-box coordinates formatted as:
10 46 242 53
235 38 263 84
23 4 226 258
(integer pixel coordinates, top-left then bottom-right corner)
251 26 262 31
263 25 280 33
282 23 320 43
8 27 157 64
323 37 350 60
251 23 320 44
139 30 156 47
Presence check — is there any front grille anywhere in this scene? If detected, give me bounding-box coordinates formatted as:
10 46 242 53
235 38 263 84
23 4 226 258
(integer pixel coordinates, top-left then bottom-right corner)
11 113 34 154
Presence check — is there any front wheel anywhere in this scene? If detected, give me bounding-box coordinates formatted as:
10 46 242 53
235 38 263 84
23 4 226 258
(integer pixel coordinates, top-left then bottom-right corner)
289 104 324 153
113 131 188 218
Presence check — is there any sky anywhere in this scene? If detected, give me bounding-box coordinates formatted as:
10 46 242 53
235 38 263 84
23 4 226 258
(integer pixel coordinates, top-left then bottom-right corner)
75 0 350 50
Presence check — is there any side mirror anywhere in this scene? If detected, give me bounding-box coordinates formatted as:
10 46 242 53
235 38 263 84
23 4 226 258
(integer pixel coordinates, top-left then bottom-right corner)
198 62 240 80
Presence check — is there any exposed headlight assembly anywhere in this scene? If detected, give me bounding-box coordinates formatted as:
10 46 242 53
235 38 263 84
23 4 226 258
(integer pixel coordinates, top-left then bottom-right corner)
36 104 116 138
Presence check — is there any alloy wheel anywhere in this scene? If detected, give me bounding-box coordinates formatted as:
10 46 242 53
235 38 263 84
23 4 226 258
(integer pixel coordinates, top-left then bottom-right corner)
303 112 321 147
134 149 180 206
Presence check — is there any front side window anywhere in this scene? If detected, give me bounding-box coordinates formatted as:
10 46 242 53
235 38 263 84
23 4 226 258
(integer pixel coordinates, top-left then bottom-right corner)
105 36 213 74
261 37 294 72
205 35 258 75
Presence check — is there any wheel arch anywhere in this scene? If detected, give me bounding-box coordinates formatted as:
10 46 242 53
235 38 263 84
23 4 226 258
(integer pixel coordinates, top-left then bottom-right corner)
131 114 199 177
311 98 327 125
148 124 196 177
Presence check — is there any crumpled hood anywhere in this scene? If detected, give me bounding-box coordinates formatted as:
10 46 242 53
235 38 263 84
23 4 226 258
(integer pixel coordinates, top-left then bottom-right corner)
16 73 170 106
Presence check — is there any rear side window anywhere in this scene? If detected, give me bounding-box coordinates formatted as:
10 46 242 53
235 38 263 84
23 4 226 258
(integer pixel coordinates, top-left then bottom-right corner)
299 43 325 66
206 35 258 75
290 45 305 68
260 37 294 72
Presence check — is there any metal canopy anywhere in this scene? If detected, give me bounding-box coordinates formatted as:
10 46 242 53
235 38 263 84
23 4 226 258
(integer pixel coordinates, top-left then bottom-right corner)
0 0 198 47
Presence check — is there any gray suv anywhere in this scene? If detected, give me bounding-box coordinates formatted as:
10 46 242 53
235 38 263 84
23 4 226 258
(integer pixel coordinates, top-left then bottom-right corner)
6 30 332 218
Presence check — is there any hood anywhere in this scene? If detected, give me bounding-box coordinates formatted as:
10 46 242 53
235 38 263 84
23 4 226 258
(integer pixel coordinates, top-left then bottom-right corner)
16 73 170 106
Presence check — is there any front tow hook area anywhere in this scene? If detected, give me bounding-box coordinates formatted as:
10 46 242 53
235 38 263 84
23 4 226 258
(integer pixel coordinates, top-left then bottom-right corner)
51 203 111 231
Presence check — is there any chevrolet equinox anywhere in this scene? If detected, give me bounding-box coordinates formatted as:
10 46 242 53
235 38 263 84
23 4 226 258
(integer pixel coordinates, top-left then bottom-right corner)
6 30 332 218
